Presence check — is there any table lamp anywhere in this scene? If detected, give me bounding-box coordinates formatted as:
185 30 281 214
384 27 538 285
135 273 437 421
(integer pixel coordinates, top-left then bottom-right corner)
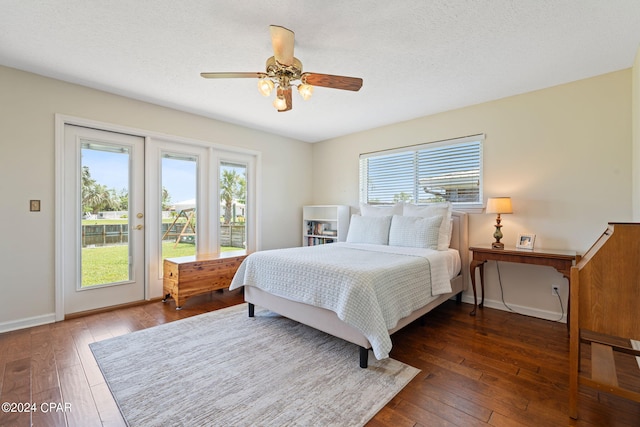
486 197 513 249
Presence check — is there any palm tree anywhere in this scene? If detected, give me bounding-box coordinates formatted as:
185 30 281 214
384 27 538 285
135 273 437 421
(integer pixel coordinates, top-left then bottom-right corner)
85 184 121 214
81 166 123 214
220 169 244 224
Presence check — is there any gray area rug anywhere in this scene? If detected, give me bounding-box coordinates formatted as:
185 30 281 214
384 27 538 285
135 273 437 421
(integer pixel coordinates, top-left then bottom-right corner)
90 303 419 427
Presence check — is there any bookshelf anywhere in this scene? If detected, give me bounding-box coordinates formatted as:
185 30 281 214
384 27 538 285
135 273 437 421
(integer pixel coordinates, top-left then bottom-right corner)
302 205 350 246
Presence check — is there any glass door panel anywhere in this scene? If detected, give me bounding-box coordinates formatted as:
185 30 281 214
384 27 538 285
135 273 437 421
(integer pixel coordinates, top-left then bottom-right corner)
219 162 247 253
161 153 198 261
81 143 132 287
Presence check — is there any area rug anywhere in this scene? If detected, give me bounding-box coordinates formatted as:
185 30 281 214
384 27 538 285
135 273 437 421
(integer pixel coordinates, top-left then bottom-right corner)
90 303 419 427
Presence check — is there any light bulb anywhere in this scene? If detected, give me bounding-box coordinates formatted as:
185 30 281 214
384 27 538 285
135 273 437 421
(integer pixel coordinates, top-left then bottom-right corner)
298 84 313 100
257 79 274 96
273 96 287 111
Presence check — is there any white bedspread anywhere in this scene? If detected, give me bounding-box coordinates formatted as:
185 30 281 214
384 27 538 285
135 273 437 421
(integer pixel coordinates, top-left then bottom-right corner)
230 243 460 359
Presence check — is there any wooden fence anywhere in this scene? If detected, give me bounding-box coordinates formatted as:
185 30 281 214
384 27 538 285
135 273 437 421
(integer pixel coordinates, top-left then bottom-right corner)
82 224 245 248
83 224 128 246
220 224 246 248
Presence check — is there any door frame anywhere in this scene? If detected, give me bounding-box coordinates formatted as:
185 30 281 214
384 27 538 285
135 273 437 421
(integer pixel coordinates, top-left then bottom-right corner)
55 116 150 320
55 114 261 321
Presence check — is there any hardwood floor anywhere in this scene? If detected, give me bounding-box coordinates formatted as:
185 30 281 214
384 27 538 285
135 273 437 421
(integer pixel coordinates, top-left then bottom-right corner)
1 290 638 426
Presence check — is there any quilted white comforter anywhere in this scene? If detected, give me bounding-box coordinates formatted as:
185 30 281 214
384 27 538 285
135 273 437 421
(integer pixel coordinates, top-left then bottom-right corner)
229 242 460 359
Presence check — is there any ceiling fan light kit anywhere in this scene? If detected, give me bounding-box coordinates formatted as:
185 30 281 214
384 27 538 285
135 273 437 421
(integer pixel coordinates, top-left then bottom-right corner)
273 87 288 110
298 83 313 101
201 25 363 112
257 78 274 97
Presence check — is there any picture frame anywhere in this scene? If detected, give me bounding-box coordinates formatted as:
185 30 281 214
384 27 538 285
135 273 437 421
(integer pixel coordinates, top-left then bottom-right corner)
516 233 535 250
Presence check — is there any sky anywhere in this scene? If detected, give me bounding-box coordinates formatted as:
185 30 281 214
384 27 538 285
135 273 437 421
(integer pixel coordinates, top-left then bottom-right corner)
161 157 197 204
82 148 196 204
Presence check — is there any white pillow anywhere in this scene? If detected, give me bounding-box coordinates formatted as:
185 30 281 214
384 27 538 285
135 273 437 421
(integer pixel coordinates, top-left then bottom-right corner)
359 202 403 217
403 202 452 250
346 215 392 245
389 215 443 249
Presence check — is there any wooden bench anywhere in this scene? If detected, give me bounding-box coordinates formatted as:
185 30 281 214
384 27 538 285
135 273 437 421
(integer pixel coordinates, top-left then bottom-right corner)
163 251 247 309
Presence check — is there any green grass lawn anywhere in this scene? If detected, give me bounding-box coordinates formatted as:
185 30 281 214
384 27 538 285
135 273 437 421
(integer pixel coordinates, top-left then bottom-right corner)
81 242 241 287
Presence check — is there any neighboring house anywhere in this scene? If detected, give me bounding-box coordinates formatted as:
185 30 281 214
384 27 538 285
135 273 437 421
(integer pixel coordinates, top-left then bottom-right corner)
0 45 639 331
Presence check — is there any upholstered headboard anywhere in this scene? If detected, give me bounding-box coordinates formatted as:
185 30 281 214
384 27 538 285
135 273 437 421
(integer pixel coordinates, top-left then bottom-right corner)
450 210 469 290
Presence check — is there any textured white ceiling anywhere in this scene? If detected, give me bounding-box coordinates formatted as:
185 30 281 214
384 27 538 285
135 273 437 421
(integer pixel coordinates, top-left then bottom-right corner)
2 1 639 142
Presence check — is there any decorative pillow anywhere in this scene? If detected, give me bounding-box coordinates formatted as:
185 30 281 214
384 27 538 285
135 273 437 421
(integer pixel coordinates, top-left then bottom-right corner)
346 215 392 245
359 202 403 217
389 215 443 249
403 202 452 251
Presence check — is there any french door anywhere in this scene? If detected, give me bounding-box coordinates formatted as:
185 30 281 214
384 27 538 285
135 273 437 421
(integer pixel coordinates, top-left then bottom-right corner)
57 118 257 317
145 140 209 294
62 125 145 314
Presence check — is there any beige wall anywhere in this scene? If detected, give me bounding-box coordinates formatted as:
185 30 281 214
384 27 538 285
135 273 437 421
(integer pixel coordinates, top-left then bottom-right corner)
312 69 632 320
1 63 635 329
0 65 312 329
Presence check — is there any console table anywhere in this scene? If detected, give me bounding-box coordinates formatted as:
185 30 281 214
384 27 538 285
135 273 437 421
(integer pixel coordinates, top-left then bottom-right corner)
163 251 247 309
469 245 580 320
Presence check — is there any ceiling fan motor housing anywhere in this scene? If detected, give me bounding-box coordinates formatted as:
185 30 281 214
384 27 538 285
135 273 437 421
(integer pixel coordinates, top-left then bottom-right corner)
266 56 303 86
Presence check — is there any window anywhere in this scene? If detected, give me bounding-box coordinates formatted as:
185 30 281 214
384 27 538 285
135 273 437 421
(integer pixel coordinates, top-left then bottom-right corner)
359 134 483 209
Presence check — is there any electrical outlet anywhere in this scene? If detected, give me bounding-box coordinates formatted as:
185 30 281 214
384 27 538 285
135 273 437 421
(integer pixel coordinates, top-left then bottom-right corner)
551 285 560 296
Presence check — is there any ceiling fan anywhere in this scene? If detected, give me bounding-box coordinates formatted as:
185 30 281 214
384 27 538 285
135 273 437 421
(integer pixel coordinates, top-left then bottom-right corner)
200 25 363 112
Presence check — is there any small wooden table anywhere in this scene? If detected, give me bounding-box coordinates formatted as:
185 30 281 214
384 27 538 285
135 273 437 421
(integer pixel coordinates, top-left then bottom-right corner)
163 251 247 309
469 244 579 320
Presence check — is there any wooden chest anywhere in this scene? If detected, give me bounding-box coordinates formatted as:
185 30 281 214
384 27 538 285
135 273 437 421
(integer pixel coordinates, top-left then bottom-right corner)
162 251 247 309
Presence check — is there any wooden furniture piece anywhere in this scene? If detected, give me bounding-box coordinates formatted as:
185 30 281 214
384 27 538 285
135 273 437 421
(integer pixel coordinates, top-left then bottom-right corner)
163 251 247 309
569 223 640 419
302 205 350 246
242 210 469 368
469 244 579 317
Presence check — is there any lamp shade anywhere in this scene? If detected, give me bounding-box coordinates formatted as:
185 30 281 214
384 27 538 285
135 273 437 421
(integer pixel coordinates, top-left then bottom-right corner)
486 197 513 214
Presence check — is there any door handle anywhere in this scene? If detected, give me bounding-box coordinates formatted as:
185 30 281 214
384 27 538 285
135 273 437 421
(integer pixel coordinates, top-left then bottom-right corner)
134 224 143 230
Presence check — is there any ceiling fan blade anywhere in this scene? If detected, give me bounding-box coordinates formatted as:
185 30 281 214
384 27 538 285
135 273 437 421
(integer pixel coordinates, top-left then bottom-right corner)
302 73 363 91
200 72 264 79
270 25 295 66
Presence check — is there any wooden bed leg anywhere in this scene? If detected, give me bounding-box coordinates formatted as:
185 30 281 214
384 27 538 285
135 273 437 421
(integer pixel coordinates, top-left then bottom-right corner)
248 303 255 317
359 347 368 368
455 292 462 304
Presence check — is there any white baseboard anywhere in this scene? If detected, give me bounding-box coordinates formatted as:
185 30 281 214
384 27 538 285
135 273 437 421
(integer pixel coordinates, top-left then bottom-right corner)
0 313 56 334
459 294 566 324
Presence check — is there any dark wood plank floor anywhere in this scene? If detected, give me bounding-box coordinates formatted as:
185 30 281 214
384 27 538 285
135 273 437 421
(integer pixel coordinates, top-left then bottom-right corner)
1 290 638 426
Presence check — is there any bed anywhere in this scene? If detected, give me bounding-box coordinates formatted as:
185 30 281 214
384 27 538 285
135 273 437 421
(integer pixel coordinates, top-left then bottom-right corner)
229 207 469 368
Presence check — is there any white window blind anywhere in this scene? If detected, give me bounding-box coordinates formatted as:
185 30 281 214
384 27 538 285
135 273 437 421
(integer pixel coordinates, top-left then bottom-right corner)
359 134 483 208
